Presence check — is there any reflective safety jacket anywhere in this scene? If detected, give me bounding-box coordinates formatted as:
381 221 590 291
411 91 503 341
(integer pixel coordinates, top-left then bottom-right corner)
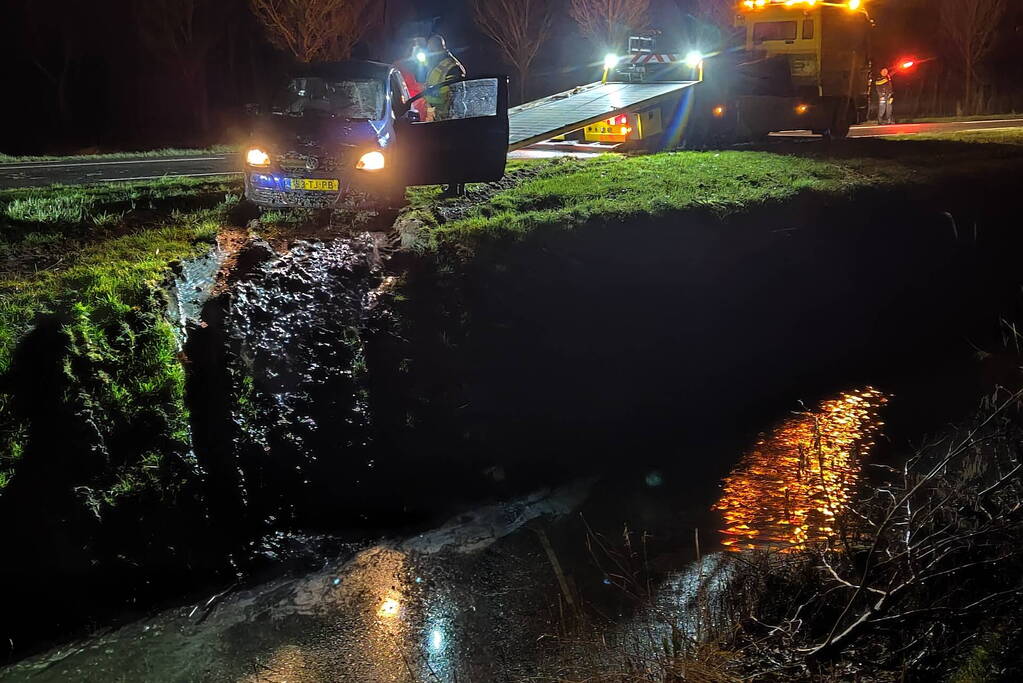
425 53 466 108
875 75 893 97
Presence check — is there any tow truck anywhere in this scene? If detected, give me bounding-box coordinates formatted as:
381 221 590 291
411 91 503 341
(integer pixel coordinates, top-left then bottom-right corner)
731 0 873 139
569 0 873 148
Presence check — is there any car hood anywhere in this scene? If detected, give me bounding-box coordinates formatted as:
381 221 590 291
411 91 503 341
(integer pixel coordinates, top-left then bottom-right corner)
253 115 387 153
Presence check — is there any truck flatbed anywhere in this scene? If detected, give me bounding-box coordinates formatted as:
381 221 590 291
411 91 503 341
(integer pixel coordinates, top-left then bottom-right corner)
508 81 698 151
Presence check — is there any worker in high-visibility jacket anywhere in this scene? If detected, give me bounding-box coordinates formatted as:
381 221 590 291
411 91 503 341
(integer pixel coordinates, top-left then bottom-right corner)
423 34 466 122
875 68 894 124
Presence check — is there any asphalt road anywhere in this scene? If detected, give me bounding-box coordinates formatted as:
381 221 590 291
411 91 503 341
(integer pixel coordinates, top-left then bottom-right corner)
0 154 239 189
2 117 1021 189
781 117 1023 139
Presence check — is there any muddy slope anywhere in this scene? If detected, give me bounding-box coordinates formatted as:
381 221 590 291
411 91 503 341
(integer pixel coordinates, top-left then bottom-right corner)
3 172 1023 657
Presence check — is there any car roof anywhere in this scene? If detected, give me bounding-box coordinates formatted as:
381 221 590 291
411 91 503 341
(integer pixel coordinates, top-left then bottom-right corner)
292 60 395 82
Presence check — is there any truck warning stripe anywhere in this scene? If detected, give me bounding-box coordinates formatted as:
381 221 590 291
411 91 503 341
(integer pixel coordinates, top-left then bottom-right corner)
629 54 679 64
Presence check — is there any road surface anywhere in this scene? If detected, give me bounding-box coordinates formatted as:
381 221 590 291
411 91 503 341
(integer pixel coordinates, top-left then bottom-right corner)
2 117 1021 189
778 117 1023 139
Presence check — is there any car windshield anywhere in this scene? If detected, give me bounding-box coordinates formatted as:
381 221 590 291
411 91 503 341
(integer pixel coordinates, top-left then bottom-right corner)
273 77 385 119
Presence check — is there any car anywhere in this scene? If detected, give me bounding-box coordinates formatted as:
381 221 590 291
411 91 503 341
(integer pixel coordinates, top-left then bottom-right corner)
243 60 509 210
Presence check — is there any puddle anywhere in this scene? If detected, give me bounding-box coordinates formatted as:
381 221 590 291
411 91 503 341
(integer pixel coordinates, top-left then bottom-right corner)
713 387 888 552
0 483 590 682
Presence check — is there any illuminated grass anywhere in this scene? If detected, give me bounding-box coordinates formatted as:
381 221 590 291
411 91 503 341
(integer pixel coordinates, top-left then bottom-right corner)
417 134 1023 246
428 151 868 242
1 175 242 230
884 128 1023 146
0 179 236 491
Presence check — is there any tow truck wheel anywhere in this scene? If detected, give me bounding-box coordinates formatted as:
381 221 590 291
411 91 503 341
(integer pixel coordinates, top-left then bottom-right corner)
829 101 853 139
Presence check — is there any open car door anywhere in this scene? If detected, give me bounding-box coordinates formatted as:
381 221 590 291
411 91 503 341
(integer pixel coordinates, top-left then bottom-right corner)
397 76 509 187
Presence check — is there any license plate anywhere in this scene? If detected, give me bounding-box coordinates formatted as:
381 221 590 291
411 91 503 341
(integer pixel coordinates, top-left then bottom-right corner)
285 178 339 191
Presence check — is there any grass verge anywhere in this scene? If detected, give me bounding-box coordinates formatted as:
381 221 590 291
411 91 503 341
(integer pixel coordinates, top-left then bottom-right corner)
0 177 244 491
403 128 1023 250
0 145 237 164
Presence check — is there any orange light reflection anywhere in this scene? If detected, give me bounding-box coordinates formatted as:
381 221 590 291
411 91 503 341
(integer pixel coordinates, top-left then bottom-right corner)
713 388 887 552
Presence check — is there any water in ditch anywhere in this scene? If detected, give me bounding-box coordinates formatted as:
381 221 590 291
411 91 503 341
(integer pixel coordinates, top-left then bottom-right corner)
0 381 906 682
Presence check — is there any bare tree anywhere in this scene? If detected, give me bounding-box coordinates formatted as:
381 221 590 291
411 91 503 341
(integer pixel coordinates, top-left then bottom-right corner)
472 0 556 102
940 0 1006 114
569 0 651 53
248 0 380 63
136 0 226 136
690 0 735 30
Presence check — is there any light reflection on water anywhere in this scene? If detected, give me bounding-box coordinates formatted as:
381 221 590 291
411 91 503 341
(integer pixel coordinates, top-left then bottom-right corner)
236 546 459 682
713 387 888 552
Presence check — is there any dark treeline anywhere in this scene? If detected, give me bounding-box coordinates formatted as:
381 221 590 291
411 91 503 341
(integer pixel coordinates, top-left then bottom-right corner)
1 0 1021 155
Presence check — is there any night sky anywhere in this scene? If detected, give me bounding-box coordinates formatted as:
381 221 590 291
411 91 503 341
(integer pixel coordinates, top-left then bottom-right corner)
1 0 1020 155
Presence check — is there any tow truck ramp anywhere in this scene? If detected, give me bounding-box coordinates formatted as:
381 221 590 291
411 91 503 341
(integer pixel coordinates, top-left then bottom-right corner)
507 80 698 151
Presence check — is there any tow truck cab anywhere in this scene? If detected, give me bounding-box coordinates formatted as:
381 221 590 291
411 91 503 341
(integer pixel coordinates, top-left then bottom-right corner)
243 60 509 209
733 0 872 138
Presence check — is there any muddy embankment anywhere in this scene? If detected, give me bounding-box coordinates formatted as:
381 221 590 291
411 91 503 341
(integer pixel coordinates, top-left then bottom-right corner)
3 170 1023 659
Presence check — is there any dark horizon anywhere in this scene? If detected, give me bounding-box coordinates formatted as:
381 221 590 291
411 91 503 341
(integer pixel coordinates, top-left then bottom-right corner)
2 0 1020 155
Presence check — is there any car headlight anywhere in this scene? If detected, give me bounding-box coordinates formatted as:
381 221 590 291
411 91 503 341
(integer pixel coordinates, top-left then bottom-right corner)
246 148 271 167
356 151 386 171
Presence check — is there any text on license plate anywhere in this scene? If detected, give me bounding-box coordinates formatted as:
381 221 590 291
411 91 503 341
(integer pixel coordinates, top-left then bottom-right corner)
285 178 339 191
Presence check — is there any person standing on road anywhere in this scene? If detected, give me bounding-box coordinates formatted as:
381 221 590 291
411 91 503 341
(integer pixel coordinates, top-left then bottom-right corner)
875 67 894 124
423 34 467 197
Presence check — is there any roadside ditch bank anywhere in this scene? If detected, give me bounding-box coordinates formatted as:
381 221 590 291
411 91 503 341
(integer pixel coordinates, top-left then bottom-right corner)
2 162 1023 661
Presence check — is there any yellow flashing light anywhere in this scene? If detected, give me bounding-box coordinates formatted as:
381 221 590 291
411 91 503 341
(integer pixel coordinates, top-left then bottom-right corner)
848 0 862 9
